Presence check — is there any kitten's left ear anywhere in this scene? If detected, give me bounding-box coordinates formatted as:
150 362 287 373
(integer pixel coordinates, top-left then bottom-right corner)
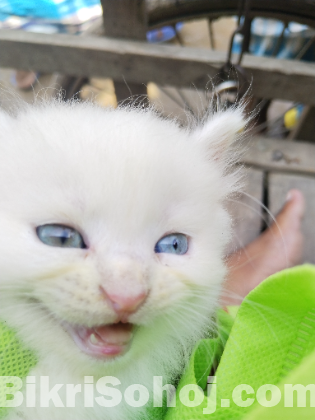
191 109 245 159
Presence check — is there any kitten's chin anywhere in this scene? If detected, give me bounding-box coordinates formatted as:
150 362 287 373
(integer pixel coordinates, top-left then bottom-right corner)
63 322 134 359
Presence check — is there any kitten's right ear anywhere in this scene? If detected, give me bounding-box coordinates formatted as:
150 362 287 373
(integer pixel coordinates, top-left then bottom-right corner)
190 109 245 160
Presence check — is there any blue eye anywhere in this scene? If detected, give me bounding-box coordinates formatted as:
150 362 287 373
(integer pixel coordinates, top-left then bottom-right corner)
36 224 86 249
154 234 188 255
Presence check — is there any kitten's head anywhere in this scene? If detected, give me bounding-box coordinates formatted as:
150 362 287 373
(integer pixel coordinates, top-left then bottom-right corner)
0 101 244 373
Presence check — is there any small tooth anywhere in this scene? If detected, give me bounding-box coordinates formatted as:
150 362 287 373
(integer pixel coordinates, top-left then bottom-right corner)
90 333 99 345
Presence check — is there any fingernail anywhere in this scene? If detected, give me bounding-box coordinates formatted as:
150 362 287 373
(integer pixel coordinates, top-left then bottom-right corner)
286 191 293 202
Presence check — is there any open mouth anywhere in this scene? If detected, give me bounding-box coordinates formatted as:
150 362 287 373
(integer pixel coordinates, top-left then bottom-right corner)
64 322 134 359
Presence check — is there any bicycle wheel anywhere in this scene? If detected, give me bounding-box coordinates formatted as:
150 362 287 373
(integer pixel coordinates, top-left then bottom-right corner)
147 0 315 29
62 0 315 117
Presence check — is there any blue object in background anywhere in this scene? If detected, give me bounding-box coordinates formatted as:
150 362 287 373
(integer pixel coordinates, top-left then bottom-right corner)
0 0 182 41
147 22 183 43
0 0 100 20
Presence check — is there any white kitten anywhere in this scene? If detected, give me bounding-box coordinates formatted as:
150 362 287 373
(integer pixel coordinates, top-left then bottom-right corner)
0 101 244 420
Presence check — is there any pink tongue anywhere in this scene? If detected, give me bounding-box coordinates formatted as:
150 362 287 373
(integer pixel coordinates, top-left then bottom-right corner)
93 323 133 345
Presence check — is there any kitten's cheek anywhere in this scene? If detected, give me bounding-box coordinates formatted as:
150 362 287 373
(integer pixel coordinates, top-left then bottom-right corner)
155 253 190 267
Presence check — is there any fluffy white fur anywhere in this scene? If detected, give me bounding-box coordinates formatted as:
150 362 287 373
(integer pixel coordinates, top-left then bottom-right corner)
0 101 244 420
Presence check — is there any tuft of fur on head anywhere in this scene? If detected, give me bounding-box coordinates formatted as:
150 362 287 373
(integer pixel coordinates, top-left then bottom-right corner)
0 99 245 420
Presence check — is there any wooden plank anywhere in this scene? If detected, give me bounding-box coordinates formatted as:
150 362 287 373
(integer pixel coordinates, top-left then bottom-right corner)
242 136 315 176
226 168 264 254
101 0 147 40
2 30 315 104
269 173 315 264
100 0 148 103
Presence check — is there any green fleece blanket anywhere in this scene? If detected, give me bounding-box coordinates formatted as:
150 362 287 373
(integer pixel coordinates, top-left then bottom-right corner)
1 264 315 419
166 264 315 419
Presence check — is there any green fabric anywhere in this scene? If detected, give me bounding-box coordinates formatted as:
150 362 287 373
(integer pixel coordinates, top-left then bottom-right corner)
165 264 315 420
1 264 315 419
0 322 37 417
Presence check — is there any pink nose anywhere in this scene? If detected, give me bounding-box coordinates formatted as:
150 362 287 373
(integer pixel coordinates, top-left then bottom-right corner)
106 292 147 315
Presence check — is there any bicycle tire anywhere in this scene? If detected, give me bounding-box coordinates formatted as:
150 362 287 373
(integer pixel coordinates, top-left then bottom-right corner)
60 0 315 101
147 0 315 29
